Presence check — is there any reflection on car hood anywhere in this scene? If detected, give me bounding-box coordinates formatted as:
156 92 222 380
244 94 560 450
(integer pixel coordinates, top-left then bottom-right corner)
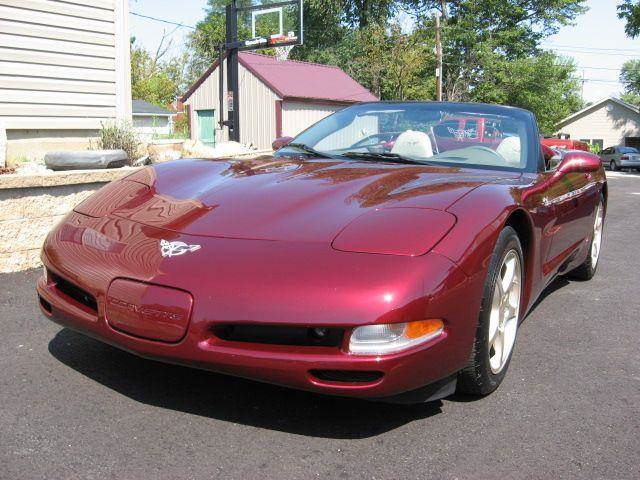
112 157 520 242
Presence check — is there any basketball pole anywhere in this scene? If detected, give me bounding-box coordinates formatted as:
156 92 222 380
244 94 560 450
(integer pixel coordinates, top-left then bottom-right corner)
226 1 241 142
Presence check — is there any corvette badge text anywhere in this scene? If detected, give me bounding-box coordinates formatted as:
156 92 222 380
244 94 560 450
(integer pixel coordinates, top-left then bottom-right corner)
107 297 184 323
160 239 201 258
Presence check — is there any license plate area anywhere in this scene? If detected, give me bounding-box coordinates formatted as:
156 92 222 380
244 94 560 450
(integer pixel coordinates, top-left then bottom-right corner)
106 279 193 343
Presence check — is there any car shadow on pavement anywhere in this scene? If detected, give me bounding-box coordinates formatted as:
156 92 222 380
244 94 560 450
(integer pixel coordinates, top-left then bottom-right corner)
523 276 571 319
48 328 441 439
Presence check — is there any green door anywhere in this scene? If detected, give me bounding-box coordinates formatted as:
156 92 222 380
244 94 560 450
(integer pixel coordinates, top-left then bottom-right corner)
197 110 216 146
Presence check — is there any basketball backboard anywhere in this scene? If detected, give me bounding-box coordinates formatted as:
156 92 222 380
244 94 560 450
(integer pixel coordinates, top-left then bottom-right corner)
235 0 303 51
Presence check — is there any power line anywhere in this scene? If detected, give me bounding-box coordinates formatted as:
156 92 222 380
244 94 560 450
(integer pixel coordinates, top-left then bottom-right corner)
580 66 625 72
544 46 640 58
573 77 622 84
543 43 640 53
130 11 196 30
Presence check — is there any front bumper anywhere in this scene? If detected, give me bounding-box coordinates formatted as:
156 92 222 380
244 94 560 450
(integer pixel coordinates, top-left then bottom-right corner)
37 213 482 400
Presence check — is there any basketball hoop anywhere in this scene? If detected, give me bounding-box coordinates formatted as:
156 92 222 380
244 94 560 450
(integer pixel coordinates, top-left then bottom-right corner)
275 44 294 61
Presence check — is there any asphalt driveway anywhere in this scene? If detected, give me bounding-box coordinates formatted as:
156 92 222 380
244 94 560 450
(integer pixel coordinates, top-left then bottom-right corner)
1 172 639 479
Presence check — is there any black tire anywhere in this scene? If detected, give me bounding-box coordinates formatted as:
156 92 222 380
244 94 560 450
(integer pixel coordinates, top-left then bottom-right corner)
457 226 523 396
567 194 604 281
611 160 619 171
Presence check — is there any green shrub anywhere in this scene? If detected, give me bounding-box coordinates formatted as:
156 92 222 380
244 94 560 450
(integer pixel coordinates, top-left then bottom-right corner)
173 114 189 139
92 121 140 163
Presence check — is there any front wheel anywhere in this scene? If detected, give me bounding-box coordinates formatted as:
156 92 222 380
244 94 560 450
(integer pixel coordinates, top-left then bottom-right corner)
567 195 604 280
457 226 523 395
611 160 619 171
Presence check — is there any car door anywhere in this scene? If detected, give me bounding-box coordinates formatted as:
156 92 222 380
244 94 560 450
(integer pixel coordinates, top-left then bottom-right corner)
600 147 612 166
610 147 622 167
542 158 599 265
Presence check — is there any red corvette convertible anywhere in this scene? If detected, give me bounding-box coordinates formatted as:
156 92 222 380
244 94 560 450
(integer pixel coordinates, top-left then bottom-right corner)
37 102 606 403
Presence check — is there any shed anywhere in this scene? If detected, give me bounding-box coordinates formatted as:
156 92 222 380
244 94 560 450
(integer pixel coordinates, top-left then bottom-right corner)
555 96 640 151
181 52 377 149
0 0 131 163
132 100 175 139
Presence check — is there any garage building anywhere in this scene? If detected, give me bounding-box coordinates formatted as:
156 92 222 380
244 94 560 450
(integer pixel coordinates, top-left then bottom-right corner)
555 96 640 151
181 52 377 150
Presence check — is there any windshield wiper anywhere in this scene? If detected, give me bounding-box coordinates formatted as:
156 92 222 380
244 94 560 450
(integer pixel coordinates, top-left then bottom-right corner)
286 143 334 159
342 151 433 165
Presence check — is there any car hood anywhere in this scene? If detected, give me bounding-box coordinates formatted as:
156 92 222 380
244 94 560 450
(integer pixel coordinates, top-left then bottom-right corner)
111 157 519 242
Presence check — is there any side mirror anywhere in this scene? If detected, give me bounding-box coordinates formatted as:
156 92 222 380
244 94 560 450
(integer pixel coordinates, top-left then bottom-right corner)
557 151 601 174
272 136 294 151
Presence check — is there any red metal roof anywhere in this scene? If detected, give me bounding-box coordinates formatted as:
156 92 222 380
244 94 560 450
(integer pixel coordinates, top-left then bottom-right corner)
239 52 377 103
181 52 377 104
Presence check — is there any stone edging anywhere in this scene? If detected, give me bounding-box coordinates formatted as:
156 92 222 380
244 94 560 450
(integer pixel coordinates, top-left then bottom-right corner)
0 167 140 190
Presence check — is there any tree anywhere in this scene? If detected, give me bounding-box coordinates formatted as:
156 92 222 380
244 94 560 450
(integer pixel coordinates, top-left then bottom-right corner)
618 0 640 38
131 35 188 106
182 0 585 130
472 51 582 134
620 59 640 106
404 1 586 100
186 0 412 80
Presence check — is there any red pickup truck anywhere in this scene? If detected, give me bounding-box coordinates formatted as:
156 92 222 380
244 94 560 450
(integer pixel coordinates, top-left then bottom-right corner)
540 138 590 152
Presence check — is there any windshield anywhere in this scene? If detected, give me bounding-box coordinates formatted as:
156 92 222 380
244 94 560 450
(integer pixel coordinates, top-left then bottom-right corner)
620 147 638 154
277 102 534 171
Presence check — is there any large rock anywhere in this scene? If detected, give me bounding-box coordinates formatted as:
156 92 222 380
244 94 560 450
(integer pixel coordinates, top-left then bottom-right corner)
147 140 184 163
45 150 128 171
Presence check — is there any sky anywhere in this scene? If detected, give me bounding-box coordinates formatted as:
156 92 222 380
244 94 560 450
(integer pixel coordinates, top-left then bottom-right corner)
129 0 639 103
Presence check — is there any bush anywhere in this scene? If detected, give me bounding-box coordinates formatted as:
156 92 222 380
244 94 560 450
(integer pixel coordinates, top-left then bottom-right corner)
172 114 189 139
92 121 140 164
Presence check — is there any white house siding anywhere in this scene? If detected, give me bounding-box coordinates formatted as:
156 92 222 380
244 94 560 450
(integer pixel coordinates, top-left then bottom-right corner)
184 61 279 150
133 115 173 139
556 100 640 149
281 101 343 139
0 0 131 160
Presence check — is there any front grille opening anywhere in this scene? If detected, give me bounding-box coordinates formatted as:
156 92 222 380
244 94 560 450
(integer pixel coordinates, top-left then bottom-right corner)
50 271 98 313
310 370 384 384
39 295 52 314
213 324 344 347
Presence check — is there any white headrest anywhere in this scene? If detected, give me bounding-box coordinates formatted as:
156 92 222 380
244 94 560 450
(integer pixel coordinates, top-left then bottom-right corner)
391 130 433 159
496 136 521 166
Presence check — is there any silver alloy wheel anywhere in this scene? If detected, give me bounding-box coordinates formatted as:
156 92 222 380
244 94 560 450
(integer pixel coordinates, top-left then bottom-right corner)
591 201 604 266
488 250 521 374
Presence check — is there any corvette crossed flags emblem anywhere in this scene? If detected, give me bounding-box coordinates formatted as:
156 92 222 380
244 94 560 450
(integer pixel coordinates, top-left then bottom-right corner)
160 239 202 258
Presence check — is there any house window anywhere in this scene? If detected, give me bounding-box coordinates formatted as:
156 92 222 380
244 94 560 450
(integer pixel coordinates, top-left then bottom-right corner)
579 139 591 144
592 139 603 152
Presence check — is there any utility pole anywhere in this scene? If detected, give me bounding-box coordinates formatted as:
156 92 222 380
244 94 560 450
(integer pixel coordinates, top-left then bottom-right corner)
435 12 443 101
225 1 240 142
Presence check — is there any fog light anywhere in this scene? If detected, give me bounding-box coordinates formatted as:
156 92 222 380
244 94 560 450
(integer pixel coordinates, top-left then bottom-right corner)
349 319 444 355
310 327 330 339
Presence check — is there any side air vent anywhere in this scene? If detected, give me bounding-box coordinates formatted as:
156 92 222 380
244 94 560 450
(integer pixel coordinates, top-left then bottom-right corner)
309 370 384 384
50 271 98 313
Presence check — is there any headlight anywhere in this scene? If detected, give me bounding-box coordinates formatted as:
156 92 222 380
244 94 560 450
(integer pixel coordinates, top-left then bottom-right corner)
349 319 444 355
73 180 150 218
332 208 456 256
